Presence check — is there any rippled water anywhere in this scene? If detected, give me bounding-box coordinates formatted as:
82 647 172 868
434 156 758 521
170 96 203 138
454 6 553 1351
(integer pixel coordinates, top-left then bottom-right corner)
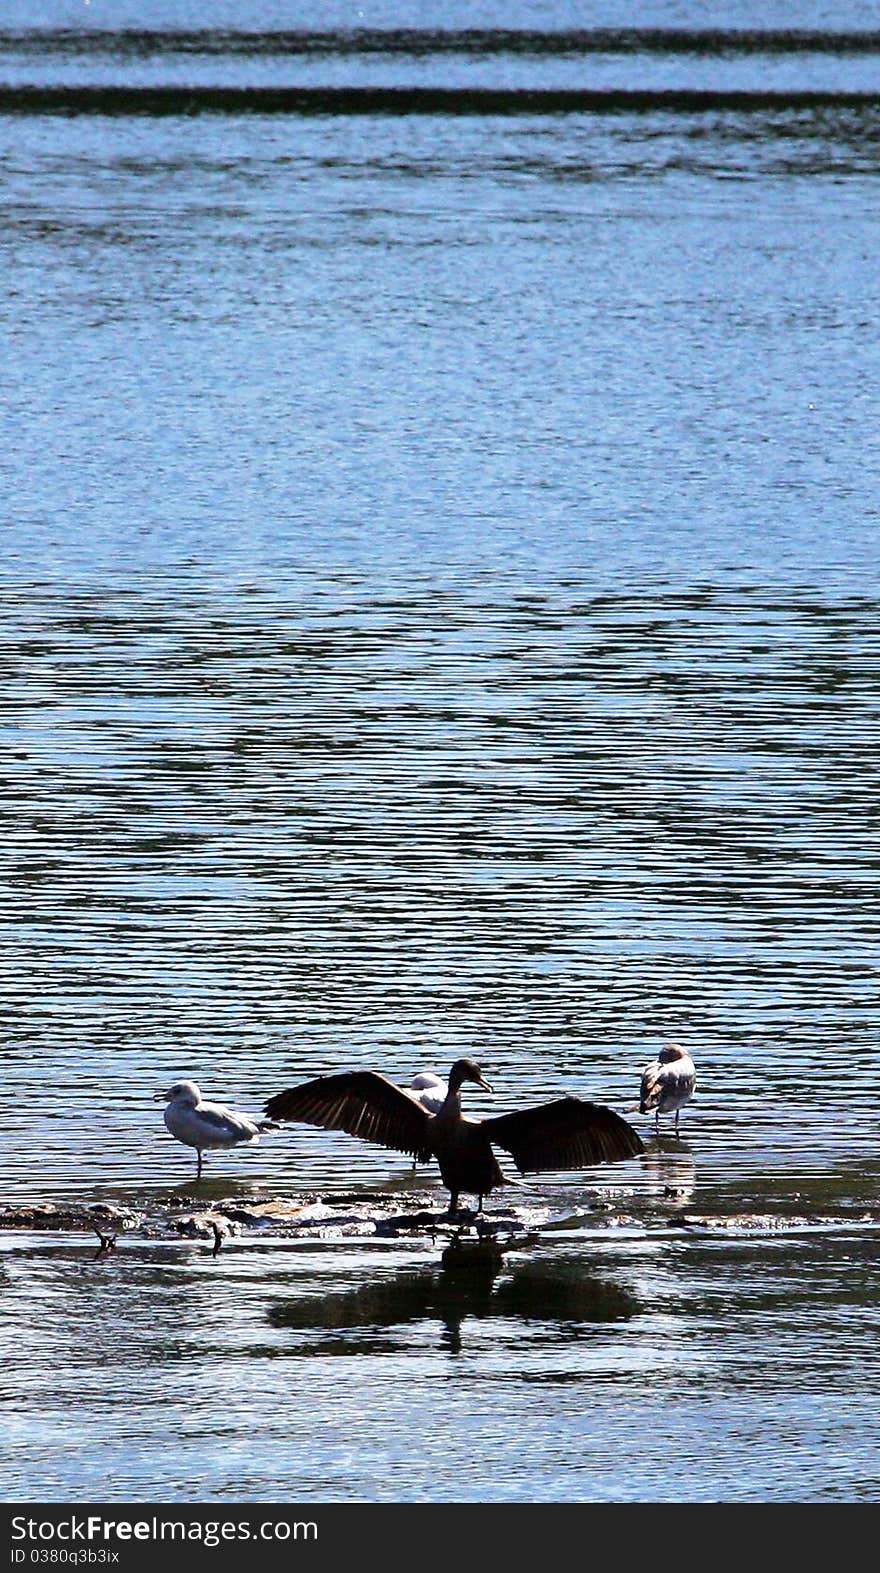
5 1225 880 1502
2 1 880 1504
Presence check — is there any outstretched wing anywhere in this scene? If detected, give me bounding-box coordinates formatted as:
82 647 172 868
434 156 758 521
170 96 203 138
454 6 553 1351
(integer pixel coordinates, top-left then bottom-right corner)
264 1072 434 1163
484 1097 644 1174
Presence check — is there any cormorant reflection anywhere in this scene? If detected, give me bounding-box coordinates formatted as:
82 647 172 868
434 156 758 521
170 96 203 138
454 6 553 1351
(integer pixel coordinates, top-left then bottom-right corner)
268 1247 638 1355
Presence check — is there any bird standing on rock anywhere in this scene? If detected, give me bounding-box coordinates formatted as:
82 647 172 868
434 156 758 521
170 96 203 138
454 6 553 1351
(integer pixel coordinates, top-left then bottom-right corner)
265 1057 644 1214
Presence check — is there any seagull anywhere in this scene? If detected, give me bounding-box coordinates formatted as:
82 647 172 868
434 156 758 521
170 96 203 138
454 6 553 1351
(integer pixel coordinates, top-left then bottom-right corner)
404 1071 448 1170
635 1044 696 1136
405 1071 448 1114
156 1080 276 1179
265 1057 643 1214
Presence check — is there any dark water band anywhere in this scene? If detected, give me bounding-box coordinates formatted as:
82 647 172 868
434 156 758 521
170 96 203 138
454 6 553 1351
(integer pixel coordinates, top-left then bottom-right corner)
2 86 880 116
4 29 880 57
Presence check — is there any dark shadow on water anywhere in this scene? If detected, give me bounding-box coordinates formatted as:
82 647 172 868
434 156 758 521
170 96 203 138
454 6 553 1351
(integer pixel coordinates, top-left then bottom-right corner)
268 1250 638 1356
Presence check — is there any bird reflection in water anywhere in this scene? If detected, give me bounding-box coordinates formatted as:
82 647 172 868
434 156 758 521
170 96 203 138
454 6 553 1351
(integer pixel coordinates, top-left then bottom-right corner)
268 1251 638 1357
641 1145 697 1208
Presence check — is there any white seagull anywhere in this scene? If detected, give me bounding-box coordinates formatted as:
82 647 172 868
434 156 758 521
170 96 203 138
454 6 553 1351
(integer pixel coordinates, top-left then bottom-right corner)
156 1080 275 1179
405 1071 448 1114
636 1044 696 1136
404 1072 448 1169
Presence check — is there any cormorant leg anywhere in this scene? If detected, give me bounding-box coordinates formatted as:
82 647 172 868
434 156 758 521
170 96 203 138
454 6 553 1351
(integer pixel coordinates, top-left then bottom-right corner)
448 1190 459 1216
196 1150 203 1180
675 1110 680 1138
477 1194 484 1214
655 1111 660 1136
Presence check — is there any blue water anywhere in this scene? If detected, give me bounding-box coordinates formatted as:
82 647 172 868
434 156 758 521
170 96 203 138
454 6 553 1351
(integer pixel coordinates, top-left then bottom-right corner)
1 2 879 1504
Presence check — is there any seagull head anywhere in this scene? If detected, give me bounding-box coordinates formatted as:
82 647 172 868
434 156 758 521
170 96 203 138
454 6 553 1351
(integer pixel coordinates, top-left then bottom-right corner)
658 1044 687 1064
154 1080 201 1106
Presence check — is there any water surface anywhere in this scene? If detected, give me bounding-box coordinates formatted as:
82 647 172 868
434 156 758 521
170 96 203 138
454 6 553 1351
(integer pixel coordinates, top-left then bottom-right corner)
1 4 879 1503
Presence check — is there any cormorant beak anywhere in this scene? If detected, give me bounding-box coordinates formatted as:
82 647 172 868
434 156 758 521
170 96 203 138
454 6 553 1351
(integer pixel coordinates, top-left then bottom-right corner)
476 1075 493 1093
153 1091 168 1101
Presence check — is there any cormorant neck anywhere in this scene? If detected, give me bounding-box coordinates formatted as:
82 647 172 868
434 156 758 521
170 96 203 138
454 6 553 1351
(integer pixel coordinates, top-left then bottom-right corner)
441 1083 462 1114
447 1059 472 1095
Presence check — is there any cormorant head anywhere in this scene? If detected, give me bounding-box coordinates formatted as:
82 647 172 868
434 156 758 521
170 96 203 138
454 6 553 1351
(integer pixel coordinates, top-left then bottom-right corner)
448 1058 493 1094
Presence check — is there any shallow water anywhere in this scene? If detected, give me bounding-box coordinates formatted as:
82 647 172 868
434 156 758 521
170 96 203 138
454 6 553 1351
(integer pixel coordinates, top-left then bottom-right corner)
4 1223 880 1502
1 2 879 1503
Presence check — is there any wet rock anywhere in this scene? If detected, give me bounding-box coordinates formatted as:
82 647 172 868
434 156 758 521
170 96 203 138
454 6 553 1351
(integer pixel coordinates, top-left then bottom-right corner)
171 1211 243 1241
88 1204 140 1232
217 1198 327 1227
0 1202 140 1233
312 1221 378 1239
0 1203 86 1230
282 1203 372 1231
659 1211 880 1233
374 1210 447 1235
5 1194 880 1249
